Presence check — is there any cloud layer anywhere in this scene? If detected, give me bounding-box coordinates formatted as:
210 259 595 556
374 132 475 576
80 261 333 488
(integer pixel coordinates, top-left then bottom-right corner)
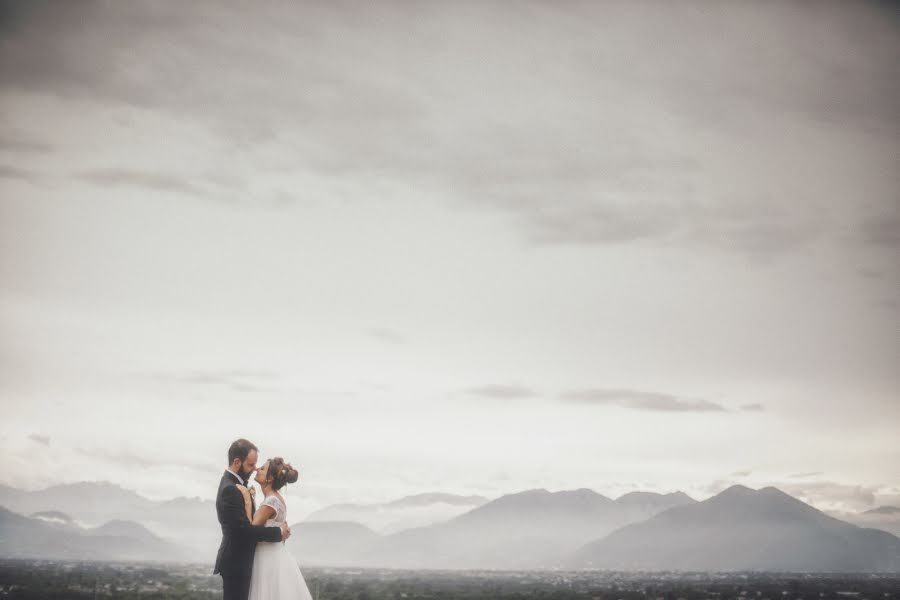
1 0 897 509
560 389 727 412
2 1 897 259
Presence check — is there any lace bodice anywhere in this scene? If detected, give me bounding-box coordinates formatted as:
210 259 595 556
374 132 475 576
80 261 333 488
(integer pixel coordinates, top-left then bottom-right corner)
257 494 287 526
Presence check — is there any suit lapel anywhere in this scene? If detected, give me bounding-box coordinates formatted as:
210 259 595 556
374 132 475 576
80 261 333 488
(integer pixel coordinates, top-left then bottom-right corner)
222 469 256 517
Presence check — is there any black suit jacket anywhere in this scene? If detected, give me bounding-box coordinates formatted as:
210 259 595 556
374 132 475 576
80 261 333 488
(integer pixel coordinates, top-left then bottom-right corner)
213 471 283 577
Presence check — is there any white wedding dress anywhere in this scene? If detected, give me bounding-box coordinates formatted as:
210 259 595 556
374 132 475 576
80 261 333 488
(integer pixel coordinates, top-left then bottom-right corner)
248 494 313 600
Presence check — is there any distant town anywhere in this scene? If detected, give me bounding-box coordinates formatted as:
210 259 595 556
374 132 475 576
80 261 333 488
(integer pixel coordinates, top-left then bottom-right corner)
1 559 899 600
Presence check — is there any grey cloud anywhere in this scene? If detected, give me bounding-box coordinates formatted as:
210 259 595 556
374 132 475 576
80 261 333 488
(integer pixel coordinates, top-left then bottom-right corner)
75 446 218 472
72 168 203 197
740 403 765 412
0 164 39 183
1 1 421 144
524 197 819 262
154 369 280 394
560 388 727 412
75 447 158 469
699 479 740 496
873 488 900 509
777 481 880 512
790 471 825 479
730 470 752 477
0 1 185 104
859 212 900 248
149 370 359 403
0 134 53 154
456 156 826 259
4 1 896 259
71 168 253 204
28 433 50 446
466 384 538 400
857 267 885 280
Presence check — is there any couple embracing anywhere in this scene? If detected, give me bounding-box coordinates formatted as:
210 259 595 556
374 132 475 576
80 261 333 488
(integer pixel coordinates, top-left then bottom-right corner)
214 438 313 600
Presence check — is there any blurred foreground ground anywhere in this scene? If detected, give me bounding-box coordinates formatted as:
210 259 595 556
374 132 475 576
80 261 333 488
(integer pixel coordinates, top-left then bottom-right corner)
1 559 899 600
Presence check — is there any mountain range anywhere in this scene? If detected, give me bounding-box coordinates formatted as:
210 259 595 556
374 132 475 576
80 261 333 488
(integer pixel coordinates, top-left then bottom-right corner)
0 506 188 562
2 482 898 571
303 492 490 534
334 488 695 569
827 505 900 538
569 485 900 572
0 482 219 556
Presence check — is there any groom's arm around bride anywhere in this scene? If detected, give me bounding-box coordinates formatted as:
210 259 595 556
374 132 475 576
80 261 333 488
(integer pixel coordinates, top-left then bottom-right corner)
219 480 288 543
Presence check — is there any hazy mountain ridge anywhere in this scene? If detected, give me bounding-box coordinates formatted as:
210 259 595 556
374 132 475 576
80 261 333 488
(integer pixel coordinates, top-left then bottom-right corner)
569 485 900 572
0 481 218 555
0 506 189 562
3 482 898 572
344 488 697 570
303 492 491 534
0 482 156 525
286 520 381 566
829 505 900 538
865 506 900 515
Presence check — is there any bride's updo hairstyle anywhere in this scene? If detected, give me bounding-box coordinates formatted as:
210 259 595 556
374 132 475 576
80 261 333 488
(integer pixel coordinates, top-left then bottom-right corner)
268 457 299 491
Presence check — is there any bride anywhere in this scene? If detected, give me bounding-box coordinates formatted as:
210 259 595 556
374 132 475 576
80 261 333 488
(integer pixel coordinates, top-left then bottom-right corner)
246 457 313 600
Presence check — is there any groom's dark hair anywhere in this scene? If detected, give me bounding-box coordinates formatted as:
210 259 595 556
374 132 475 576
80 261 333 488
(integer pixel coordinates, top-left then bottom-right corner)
228 438 258 464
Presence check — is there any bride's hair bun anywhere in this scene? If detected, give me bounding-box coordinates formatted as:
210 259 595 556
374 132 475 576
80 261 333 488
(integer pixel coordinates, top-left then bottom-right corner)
268 456 299 491
284 465 299 485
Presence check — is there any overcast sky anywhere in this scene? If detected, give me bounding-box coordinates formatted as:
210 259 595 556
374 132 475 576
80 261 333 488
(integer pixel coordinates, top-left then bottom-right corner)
1 0 898 518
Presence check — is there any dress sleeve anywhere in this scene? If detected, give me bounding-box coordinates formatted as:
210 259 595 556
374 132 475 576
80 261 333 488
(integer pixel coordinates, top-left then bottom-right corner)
260 496 282 520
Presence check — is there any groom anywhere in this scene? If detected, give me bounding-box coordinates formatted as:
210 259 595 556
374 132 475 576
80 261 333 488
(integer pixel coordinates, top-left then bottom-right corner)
214 438 290 600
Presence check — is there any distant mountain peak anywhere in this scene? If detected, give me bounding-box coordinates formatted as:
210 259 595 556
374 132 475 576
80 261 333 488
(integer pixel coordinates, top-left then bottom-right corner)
569 485 900 572
757 486 808 504
617 491 657 500
616 490 695 502
670 491 694 500
570 487 605 495
90 519 159 539
863 505 900 515
517 488 551 496
692 484 836 527
558 488 611 499
504 487 611 499
455 487 620 524
711 484 802 505
718 483 755 496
